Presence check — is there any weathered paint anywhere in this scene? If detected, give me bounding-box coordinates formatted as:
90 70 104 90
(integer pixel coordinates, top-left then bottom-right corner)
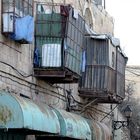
0 91 112 139
54 109 92 140
91 121 112 140
79 36 127 103
0 91 60 134
34 3 85 83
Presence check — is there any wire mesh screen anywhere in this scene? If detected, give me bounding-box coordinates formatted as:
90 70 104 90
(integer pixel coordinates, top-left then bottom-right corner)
36 6 67 37
35 3 85 76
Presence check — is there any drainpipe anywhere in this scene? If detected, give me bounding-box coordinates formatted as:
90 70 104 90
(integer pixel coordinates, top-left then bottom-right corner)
104 0 106 9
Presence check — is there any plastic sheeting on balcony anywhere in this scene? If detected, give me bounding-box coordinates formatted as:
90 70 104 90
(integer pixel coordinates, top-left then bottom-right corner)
10 15 34 43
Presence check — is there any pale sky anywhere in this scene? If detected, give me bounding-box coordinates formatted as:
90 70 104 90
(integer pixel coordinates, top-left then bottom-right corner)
106 0 140 65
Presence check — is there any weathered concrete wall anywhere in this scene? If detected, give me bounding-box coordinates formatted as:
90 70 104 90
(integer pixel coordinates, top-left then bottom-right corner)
92 4 114 35
113 109 131 140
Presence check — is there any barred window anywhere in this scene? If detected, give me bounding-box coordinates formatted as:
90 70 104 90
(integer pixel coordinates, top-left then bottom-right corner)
2 0 33 33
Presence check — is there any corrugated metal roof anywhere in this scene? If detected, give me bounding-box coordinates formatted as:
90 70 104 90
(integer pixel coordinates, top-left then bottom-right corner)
0 91 112 139
91 121 112 140
54 109 92 140
0 91 60 134
85 23 120 46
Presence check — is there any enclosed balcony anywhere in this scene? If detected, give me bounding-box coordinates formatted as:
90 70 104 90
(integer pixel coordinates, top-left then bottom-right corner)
79 35 128 103
34 3 85 83
1 0 34 44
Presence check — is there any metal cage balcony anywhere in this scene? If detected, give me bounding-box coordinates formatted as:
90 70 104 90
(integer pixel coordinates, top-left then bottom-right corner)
34 3 85 83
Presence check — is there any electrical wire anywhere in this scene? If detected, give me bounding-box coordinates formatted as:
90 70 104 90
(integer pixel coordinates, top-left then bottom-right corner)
0 59 55 86
0 73 66 102
49 88 62 106
126 66 140 70
69 94 111 116
100 105 118 122
0 69 66 102
0 61 113 117
0 66 114 118
0 68 113 119
91 106 110 115
126 69 140 76
0 41 21 53
0 63 66 99
0 61 33 78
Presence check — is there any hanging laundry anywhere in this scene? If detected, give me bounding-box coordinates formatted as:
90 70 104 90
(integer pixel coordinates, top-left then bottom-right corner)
60 5 70 16
34 47 40 67
81 51 86 72
10 15 34 43
72 9 79 19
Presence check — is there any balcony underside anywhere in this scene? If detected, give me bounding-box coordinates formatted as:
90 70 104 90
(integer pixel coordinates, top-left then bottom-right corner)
34 68 79 83
79 89 123 104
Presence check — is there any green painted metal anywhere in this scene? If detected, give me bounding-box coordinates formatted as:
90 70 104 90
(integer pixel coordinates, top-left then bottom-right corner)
54 109 92 140
0 91 112 140
0 91 60 134
36 13 63 37
35 6 84 77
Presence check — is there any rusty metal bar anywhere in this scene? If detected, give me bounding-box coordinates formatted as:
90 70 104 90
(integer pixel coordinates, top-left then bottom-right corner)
80 98 98 114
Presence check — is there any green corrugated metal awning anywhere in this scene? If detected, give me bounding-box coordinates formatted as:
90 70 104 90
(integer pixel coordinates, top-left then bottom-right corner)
54 109 92 140
0 91 92 140
0 91 60 134
0 91 112 140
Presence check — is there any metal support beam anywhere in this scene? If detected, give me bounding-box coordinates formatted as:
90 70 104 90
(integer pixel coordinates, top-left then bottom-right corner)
80 99 98 114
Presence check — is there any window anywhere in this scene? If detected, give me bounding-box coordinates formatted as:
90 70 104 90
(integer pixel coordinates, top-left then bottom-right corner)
2 0 33 33
84 8 93 29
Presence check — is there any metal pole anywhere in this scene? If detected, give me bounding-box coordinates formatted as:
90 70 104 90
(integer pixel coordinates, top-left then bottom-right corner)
104 0 106 9
80 99 98 114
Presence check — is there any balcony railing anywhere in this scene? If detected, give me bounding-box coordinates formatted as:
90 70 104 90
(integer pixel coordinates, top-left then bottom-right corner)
79 65 118 103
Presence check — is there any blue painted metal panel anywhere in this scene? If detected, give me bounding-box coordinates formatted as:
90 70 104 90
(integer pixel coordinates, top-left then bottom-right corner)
54 109 92 140
0 91 60 134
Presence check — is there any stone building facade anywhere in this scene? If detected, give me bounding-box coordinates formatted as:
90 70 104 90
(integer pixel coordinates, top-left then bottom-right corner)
0 0 127 140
